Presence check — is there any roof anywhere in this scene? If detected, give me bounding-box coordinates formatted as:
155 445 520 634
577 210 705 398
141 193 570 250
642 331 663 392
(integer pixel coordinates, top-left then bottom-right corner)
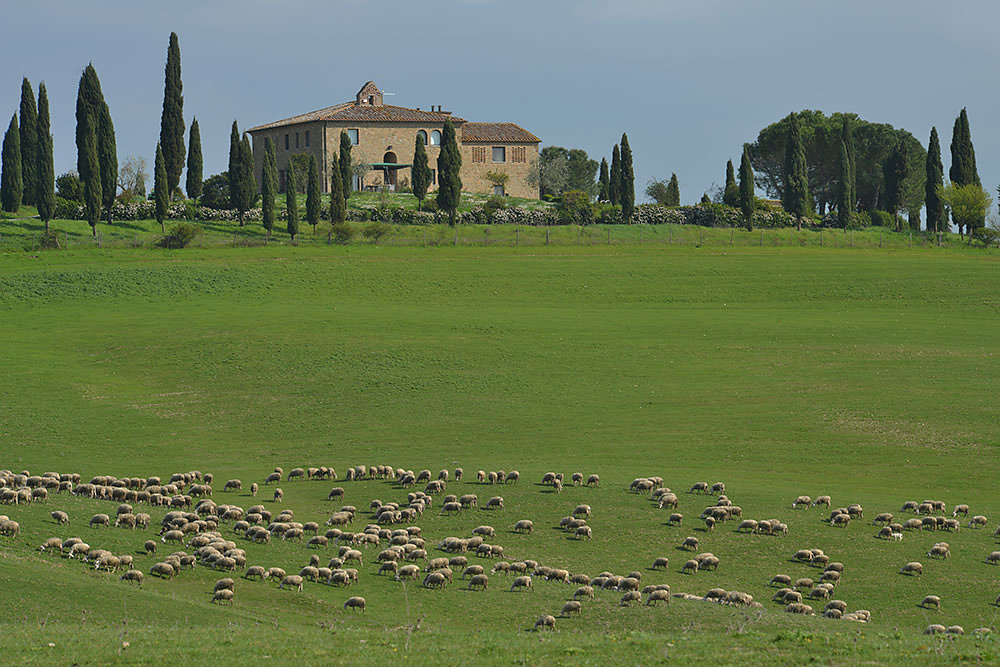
249 102 464 132
461 122 540 143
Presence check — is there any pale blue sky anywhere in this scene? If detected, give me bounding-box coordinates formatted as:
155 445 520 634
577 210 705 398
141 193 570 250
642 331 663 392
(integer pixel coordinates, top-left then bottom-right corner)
2 0 997 205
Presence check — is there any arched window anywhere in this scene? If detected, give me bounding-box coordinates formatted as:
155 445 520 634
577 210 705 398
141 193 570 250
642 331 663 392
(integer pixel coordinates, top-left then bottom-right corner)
417 130 427 145
430 130 441 146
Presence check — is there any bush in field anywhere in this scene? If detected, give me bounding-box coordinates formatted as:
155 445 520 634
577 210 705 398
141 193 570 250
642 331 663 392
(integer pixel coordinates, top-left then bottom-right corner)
200 173 230 210
56 171 83 203
362 222 390 243
330 222 355 245
157 221 200 248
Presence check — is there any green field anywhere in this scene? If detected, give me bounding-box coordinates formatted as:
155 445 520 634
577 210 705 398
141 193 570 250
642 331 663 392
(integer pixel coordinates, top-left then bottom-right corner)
2 243 1000 664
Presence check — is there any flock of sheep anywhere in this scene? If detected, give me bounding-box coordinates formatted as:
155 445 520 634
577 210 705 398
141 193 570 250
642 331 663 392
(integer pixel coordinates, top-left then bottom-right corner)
1 465 998 636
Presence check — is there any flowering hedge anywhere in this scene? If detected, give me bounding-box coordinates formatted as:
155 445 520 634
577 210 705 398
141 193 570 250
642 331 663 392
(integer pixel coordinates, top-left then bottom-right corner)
58 199 264 222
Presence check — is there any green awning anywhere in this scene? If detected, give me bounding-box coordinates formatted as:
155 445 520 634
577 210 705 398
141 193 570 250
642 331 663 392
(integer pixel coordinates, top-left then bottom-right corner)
369 163 411 168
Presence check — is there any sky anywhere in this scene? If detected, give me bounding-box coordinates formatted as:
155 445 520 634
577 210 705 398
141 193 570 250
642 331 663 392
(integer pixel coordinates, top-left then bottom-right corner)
2 0 999 206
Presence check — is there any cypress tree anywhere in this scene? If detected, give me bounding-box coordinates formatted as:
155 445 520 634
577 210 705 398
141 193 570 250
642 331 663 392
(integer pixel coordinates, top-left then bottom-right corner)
228 122 254 225
411 133 431 210
286 161 299 241
782 112 810 230
723 159 739 207
609 144 621 206
598 157 610 202
1 114 22 213
36 83 55 228
97 97 117 223
883 138 909 232
949 108 981 235
160 32 185 196
700 193 711 204
339 130 352 197
75 65 102 202
739 145 755 231
154 142 167 233
620 133 635 222
925 127 945 234
666 173 680 207
186 117 202 202
19 78 38 206
435 118 462 225
261 137 277 238
328 150 346 225
227 121 239 195
306 154 320 233
79 111 101 235
841 117 856 217
837 137 852 229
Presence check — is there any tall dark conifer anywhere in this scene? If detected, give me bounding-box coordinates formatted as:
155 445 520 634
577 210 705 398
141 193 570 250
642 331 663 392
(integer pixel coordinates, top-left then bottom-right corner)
228 121 254 225
261 137 277 238
75 65 103 205
328 150 346 225
841 118 856 215
19 78 38 205
306 154 320 233
435 119 462 225
739 145 755 231
723 159 739 207
925 127 945 234
837 137 852 229
883 138 909 232
411 133 431 210
782 112 810 229
1 114 22 213
609 144 621 206
598 157 610 202
286 161 299 241
666 173 680 207
36 83 55 228
79 111 101 234
97 97 117 222
154 142 167 233
949 108 980 187
339 130 352 197
619 133 635 222
186 118 202 202
160 32 185 196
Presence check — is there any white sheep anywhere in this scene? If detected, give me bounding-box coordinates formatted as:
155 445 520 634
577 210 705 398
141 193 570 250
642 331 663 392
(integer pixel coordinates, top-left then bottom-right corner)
534 614 555 630
344 596 366 612
920 595 941 610
120 569 144 586
510 575 532 592
50 510 69 524
899 562 923 576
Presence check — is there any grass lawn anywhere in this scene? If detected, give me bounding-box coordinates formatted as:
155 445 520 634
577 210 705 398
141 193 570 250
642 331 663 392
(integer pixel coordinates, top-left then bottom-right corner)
1 244 999 663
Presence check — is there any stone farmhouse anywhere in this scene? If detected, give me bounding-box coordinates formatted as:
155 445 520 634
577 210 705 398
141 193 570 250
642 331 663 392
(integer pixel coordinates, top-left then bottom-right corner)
248 82 541 199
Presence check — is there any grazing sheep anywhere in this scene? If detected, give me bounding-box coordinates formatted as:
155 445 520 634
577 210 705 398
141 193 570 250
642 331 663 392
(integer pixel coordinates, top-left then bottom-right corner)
783 590 803 604
794 578 814 590
927 544 950 559
468 574 489 591
823 562 844 574
280 575 304 591
273 488 283 503
770 574 792 587
214 578 235 593
811 554 830 568
89 513 110 528
509 575 532 592
485 496 504 510
646 588 670 606
561 600 582 617
472 525 495 538
970 515 988 528
245 566 266 581
873 512 893 525
811 496 831 508
947 625 965 635
736 519 758 534
820 571 841 584
575 526 592 540
847 504 864 518
823 608 842 619
396 565 420 581
149 562 175 580
573 504 591 518
142 540 157 555
583 474 600 488
423 572 448 589
704 517 715 532
264 472 281 485
825 600 848 614
534 614 556 631
344 596 366 612
120 569 143 586
681 536 699 551
681 559 699 574
899 562 923 576
793 495 811 509
952 504 970 517
986 551 1000 565
809 587 830 600
250 483 258 497
785 603 814 615
831 513 851 527
39 537 63 552
620 590 642 606
793 549 814 563
50 510 69 525
920 595 941 610
572 585 595 600
650 556 671 570
924 624 946 635
513 519 533 534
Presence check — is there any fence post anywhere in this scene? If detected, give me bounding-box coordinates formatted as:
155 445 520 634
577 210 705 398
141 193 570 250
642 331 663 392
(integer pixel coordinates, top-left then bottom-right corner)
516 228 519 246
879 230 882 248
454 230 458 246
640 226 643 245
669 228 672 244
759 230 763 246
607 228 611 245
851 231 854 247
546 227 550 246
820 229 823 247
327 230 331 245
699 228 703 246
484 228 488 246
730 227 734 245
578 226 581 245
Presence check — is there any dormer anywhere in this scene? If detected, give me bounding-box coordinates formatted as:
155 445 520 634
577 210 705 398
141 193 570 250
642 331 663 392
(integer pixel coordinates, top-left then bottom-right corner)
355 81 383 107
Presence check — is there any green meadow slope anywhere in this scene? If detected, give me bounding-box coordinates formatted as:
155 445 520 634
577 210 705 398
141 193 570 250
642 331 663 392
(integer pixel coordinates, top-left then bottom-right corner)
1 245 999 664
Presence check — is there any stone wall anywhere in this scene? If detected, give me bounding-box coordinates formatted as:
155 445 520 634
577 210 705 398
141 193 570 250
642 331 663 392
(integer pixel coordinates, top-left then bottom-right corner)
459 141 538 199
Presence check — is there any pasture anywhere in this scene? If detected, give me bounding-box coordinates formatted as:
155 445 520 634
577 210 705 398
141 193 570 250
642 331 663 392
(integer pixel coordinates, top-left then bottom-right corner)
2 244 1000 664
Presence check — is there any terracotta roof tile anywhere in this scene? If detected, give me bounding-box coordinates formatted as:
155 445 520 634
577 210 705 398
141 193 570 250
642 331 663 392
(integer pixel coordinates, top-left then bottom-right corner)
249 103 463 132
461 122 540 143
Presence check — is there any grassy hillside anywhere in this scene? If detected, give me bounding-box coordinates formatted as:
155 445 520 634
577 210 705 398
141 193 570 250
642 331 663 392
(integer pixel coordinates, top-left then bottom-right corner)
2 245 1000 663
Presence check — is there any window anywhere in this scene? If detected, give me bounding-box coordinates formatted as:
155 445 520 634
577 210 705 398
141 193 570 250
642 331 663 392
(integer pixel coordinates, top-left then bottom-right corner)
347 129 359 146
295 133 299 149
305 131 310 147
511 146 527 163
493 185 505 196
492 146 506 163
417 130 427 145
351 173 360 191
472 146 487 163
431 169 436 185
284 134 289 150
430 130 441 146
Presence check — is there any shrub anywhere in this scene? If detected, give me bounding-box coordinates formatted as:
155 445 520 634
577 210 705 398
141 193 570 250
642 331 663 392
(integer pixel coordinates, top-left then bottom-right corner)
54 196 83 220
38 228 61 249
200 173 231 210
330 222 355 245
558 189 594 224
56 171 83 203
183 201 201 221
362 222 390 243
870 210 894 228
158 222 200 248
971 227 999 248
